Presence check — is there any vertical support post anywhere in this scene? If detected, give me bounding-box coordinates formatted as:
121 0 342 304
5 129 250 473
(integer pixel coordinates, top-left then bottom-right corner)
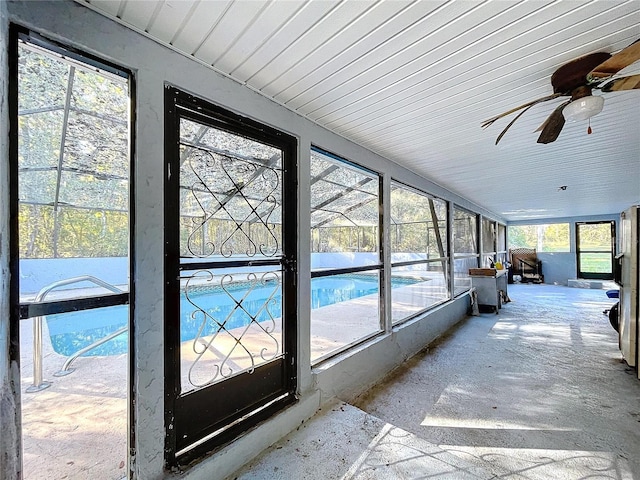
448 202 455 298
52 66 76 258
2 19 22 480
429 198 447 277
25 316 50 392
380 174 391 331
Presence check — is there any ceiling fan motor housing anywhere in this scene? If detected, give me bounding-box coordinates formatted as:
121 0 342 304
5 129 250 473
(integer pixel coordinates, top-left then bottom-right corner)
551 52 611 94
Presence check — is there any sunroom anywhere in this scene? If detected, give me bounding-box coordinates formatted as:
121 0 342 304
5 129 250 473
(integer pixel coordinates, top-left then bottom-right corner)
1 1 639 479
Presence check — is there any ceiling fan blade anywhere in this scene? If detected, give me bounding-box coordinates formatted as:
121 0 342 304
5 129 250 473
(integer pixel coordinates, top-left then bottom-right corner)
600 73 640 92
536 101 571 144
587 39 640 83
481 93 562 129
494 103 537 145
534 100 570 132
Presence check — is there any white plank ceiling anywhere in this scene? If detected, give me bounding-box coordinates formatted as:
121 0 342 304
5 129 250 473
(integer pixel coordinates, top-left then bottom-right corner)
77 0 640 221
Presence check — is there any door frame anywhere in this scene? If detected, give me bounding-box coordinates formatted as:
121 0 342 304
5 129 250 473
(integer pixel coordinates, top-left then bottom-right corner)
576 220 616 280
8 24 136 477
163 86 298 466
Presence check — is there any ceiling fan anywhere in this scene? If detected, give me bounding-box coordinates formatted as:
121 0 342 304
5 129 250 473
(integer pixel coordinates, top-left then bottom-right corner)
482 38 640 144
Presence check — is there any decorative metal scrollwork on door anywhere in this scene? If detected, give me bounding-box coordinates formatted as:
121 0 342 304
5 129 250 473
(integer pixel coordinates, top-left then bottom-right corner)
182 269 282 391
179 122 282 260
177 120 287 392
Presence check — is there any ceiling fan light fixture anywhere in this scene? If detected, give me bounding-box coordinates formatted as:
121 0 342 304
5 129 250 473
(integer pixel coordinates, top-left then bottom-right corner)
562 95 604 122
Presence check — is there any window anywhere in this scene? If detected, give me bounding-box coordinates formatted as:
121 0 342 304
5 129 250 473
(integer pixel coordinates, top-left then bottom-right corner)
390 182 449 323
14 30 131 479
482 217 497 261
508 224 570 252
310 147 382 363
497 223 507 264
576 221 615 280
453 207 478 295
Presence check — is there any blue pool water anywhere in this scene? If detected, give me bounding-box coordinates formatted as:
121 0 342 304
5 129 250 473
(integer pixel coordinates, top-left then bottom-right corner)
46 274 417 356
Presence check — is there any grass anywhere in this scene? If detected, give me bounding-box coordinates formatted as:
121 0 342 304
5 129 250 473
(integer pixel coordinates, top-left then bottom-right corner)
579 253 612 274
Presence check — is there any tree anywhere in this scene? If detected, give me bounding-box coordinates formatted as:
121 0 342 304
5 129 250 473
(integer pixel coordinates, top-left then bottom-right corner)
18 45 129 259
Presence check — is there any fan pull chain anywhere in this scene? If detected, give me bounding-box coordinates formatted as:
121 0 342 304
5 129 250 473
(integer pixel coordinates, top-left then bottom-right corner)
587 118 592 135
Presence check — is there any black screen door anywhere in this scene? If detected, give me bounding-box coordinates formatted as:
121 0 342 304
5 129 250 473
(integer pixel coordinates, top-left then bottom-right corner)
164 87 297 465
576 221 616 280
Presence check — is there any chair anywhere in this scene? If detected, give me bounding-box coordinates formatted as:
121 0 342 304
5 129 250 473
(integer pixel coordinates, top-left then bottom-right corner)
509 248 543 283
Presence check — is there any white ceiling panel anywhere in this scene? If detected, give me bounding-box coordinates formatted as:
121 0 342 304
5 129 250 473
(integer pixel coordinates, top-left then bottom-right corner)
248 0 374 93
118 0 156 31
86 0 122 17
309 1 546 118
146 1 196 42
170 1 233 55
321 2 589 127
274 1 446 104
286 1 480 112
330 13 639 136
325 7 638 132
79 0 640 221
264 1 400 97
231 1 339 83
217 1 305 76
194 1 270 66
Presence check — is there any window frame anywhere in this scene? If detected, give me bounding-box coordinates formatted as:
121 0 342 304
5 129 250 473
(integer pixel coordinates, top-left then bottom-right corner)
9 24 136 478
389 180 450 324
481 217 497 261
497 223 507 264
452 205 479 296
576 220 616 280
309 146 384 365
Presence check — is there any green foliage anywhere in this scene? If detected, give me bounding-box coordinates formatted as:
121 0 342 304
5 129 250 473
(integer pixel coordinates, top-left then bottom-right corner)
577 223 612 251
508 224 570 252
19 204 55 258
453 208 477 255
388 186 447 257
579 253 612 273
18 45 130 259
310 225 378 253
542 223 570 252
19 204 128 258
507 225 536 249
311 186 449 255
180 217 282 257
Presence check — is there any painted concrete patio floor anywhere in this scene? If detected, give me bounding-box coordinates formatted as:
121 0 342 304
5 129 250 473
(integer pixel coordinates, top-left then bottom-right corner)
232 283 639 479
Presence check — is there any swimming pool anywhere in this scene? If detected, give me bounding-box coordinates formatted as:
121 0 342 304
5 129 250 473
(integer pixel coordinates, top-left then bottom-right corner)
46 274 418 356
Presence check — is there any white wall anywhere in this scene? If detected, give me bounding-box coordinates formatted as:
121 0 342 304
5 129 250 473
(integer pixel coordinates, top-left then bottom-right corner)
2 2 498 479
535 252 575 286
19 257 129 294
315 295 470 403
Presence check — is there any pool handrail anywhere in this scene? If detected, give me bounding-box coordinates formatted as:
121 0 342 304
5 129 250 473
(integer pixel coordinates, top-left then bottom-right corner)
26 275 124 393
54 325 128 378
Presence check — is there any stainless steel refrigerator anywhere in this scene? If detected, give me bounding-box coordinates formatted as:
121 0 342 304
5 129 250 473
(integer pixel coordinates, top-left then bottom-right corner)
618 205 640 378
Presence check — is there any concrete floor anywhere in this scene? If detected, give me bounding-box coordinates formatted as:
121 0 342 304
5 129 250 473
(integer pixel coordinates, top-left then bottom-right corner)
232 284 640 479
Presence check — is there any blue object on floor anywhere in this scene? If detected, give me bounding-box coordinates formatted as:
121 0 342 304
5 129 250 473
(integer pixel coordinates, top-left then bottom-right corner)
606 289 619 299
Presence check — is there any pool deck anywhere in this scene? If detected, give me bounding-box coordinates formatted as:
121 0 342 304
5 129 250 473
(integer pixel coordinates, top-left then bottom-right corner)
20 317 129 480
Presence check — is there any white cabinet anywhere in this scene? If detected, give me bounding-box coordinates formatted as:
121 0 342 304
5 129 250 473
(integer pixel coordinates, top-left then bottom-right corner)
470 269 508 313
